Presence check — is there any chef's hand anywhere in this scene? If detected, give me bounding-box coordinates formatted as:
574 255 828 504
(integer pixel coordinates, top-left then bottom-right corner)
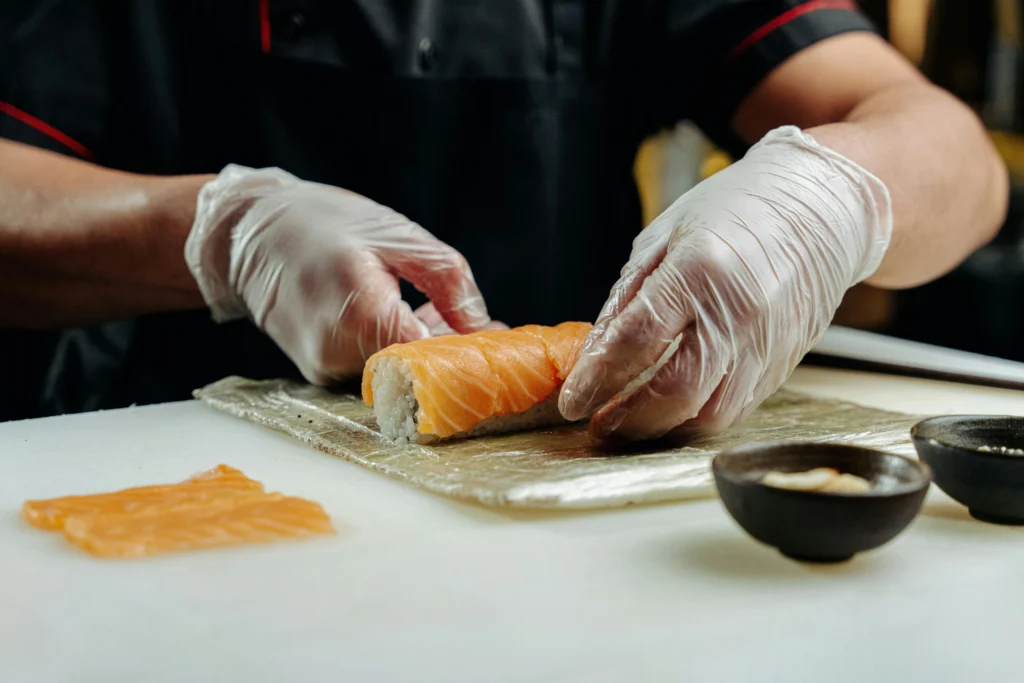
185 165 493 384
559 127 893 442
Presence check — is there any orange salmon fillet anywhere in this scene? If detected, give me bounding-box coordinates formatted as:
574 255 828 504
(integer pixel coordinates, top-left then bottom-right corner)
22 465 264 531
362 321 592 438
23 465 334 558
520 323 591 380
63 494 334 559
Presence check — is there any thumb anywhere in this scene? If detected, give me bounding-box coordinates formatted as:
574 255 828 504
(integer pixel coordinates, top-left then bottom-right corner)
414 302 456 336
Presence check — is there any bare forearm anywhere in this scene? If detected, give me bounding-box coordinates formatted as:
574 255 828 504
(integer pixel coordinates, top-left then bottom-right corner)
0 140 211 327
807 83 1008 289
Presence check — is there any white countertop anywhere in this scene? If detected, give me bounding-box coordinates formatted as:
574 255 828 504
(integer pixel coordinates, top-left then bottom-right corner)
2 366 1024 683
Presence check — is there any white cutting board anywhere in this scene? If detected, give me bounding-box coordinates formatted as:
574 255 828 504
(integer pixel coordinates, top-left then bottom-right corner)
3 368 1024 683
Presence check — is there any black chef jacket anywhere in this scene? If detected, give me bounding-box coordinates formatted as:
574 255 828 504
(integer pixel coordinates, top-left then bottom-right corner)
0 0 875 414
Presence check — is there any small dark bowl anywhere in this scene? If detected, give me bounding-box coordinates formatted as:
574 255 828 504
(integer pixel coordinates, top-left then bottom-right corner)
712 442 932 563
912 415 1024 525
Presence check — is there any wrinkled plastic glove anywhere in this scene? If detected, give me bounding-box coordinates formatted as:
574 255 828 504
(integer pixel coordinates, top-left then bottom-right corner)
186 165 493 384
559 126 893 443
413 302 508 337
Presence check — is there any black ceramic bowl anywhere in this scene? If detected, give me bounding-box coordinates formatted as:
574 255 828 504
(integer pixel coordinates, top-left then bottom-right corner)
912 415 1024 525
713 442 932 563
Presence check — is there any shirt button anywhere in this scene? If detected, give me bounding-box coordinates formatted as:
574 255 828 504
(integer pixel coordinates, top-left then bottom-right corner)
418 38 437 72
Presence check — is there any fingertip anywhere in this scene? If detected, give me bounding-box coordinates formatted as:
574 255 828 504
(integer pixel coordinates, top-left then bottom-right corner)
445 258 494 330
300 366 333 387
557 378 582 421
383 302 432 348
587 411 613 445
586 397 631 442
413 302 444 328
440 295 494 334
557 368 603 422
402 312 431 341
556 386 578 421
556 349 618 422
587 419 634 448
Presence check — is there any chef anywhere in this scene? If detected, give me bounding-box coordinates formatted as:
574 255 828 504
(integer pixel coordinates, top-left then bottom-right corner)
0 1 1007 441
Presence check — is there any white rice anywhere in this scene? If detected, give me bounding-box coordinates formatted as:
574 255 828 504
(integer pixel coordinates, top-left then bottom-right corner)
368 356 574 444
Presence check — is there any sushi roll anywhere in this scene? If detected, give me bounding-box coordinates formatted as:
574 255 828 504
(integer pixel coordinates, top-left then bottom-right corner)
362 322 592 443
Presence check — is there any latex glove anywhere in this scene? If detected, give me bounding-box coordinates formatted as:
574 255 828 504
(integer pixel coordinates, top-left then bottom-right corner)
186 165 492 384
559 127 892 443
414 302 508 336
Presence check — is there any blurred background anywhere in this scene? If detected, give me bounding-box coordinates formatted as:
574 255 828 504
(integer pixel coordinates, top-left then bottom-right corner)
636 0 1024 361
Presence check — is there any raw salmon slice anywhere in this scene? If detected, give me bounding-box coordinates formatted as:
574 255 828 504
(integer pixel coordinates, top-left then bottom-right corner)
22 464 264 531
473 329 559 415
63 494 335 559
520 322 592 380
23 465 335 559
362 322 593 441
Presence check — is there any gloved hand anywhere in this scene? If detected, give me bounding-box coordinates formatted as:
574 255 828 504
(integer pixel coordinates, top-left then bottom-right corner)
185 165 493 384
412 302 507 336
559 126 893 443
